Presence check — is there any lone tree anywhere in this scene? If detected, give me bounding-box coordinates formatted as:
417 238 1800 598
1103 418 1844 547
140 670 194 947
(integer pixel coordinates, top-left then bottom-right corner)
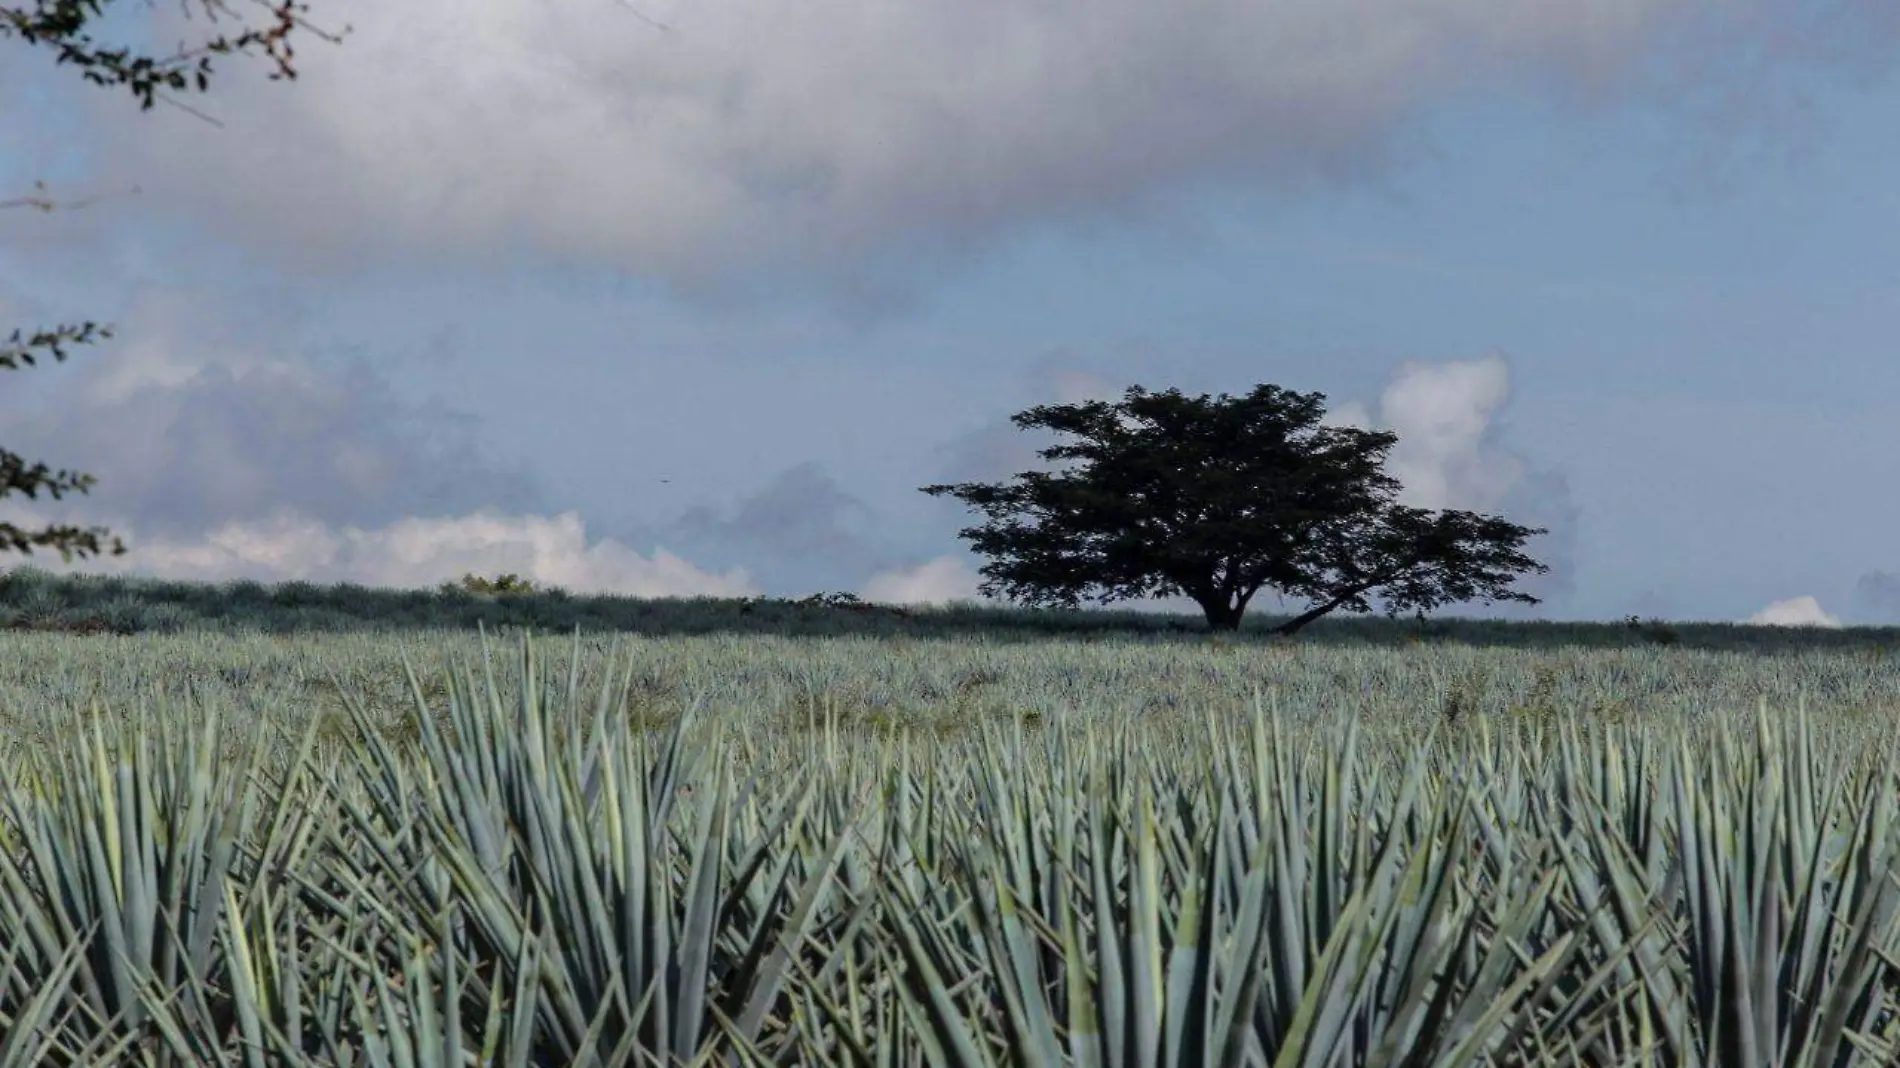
921 383 1549 636
1 0 343 561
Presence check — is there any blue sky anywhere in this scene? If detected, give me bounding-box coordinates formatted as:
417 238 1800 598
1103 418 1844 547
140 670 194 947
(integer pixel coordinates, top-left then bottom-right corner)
3 0 1899 626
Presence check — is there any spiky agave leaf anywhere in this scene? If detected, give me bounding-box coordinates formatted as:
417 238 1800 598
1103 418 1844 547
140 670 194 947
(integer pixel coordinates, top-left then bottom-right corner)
318 625 857 1065
1658 706 1900 1068
0 691 319 1066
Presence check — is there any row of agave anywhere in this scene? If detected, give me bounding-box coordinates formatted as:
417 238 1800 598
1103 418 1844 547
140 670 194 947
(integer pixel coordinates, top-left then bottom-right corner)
2 627 1899 1066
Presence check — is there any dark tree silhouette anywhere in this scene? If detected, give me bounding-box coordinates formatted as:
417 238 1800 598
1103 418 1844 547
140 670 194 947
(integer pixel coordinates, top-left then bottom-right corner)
921 383 1549 635
1 0 346 561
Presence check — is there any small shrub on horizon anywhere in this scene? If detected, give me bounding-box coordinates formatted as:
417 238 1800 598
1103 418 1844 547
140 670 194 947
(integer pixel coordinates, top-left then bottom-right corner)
442 572 544 597
1626 614 1682 646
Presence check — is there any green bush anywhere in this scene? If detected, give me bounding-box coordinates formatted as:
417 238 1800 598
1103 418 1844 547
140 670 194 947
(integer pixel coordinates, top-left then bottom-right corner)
441 571 542 597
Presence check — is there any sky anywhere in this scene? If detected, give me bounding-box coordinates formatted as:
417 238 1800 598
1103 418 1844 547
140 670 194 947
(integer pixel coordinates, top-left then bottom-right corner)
3 0 1899 628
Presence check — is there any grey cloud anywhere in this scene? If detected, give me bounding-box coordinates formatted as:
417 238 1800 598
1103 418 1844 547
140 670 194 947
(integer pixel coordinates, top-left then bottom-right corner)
928 350 1123 491
669 461 876 558
1478 466 1582 618
1642 3 1900 199
1855 570 1900 621
0 297 545 542
613 461 903 595
40 0 1896 295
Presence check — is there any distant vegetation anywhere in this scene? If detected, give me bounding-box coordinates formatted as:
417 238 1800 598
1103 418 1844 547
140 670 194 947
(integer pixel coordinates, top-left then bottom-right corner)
0 563 1889 654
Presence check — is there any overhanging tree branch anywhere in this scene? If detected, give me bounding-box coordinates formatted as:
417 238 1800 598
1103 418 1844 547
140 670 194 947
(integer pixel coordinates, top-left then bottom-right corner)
2 0 346 563
1 0 349 112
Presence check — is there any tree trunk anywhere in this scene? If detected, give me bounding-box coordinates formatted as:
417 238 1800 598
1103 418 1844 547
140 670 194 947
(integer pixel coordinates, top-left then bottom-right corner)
1198 598 1246 632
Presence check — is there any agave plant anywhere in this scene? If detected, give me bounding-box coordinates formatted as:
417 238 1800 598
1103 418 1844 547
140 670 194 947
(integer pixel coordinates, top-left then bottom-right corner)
0 697 328 1066
3 625 1900 1066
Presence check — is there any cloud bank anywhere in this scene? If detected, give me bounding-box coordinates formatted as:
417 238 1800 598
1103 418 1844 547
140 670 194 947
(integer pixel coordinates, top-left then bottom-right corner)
25 0 1894 291
0 508 759 599
0 286 761 600
0 289 545 541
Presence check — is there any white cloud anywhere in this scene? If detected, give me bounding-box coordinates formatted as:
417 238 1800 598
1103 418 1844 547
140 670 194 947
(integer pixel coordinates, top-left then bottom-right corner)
1321 353 1579 610
1377 358 1521 510
1744 595 1843 628
0 507 759 599
859 556 994 608
1323 354 1520 511
31 0 1885 289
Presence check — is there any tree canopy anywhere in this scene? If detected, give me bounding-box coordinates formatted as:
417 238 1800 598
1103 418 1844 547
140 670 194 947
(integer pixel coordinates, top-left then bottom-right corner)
921 383 1550 635
2 0 344 561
